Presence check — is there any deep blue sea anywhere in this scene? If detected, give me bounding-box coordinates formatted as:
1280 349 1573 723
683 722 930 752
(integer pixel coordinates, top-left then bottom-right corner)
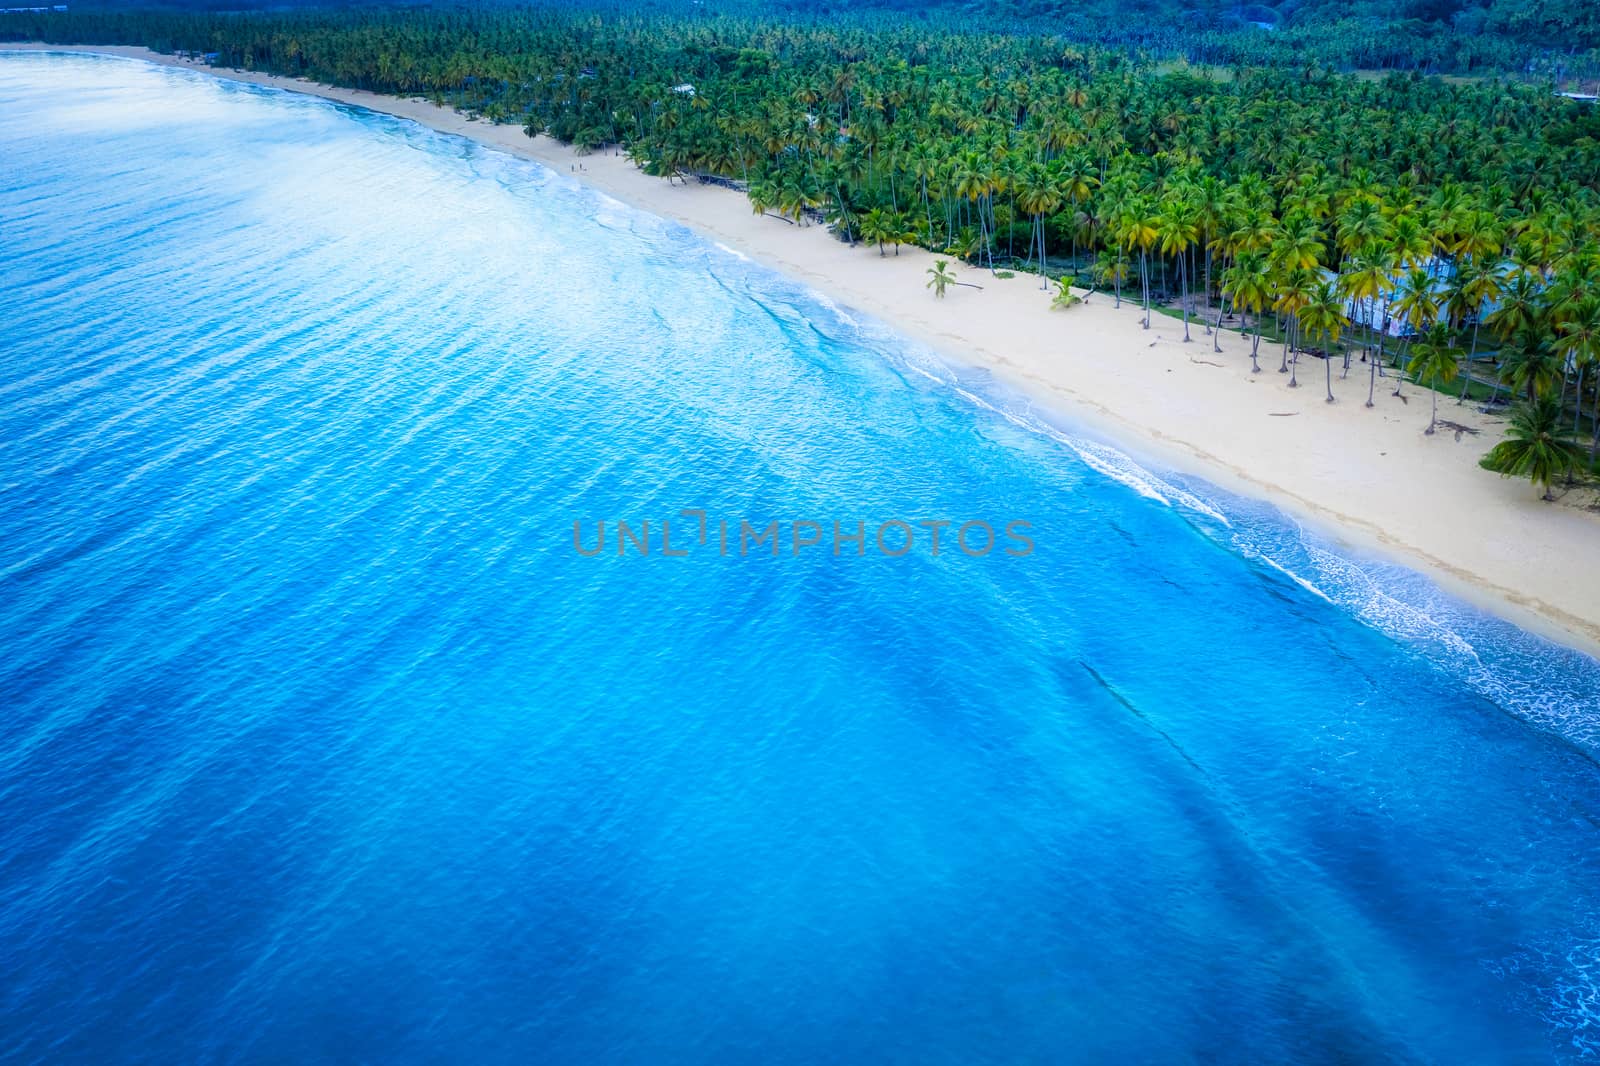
2 52 1599 1064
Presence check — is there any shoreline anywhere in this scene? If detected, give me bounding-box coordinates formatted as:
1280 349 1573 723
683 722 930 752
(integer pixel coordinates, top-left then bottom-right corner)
7 43 1600 658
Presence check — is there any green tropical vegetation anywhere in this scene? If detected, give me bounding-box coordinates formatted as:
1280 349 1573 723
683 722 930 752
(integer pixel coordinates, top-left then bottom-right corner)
1050 276 1083 310
1408 324 1463 432
7 0 1600 496
1482 396 1586 497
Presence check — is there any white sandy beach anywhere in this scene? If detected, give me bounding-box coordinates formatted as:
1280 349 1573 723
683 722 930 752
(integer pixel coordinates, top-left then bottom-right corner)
7 44 1599 655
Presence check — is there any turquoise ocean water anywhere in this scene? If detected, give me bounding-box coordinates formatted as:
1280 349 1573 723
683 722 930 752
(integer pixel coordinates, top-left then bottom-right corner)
2 52 1599 1063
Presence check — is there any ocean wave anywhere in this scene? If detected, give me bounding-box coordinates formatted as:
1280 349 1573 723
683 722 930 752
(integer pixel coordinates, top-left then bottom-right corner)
1166 471 1600 757
842 315 1600 758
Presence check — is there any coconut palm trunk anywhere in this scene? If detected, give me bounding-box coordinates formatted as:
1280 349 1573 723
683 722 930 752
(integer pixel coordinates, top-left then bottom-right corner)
1178 256 1191 342
1484 369 1505 411
1140 251 1151 328
1458 319 1482 404
1573 366 1585 434
1591 390 1600 465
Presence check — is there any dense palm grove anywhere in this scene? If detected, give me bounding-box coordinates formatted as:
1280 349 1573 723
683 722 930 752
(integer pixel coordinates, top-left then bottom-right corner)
7 1 1600 488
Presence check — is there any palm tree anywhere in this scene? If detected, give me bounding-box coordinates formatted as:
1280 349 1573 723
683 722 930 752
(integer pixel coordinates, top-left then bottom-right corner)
1482 271 1543 408
776 178 818 225
1336 197 1390 265
953 153 998 273
926 260 956 299
1093 250 1130 309
1298 278 1347 403
1272 265 1317 383
1482 397 1584 500
1191 175 1234 335
1050 276 1083 310
1452 208 1503 265
1361 240 1404 390
1014 162 1062 289
1272 214 1324 271
1116 200 1161 330
1338 247 1389 400
1556 296 1600 432
860 207 896 255
1222 252 1271 374
1390 267 1441 397
1484 270 1542 342
1455 263 1505 404
748 179 780 221
1392 268 1441 340
1057 153 1099 264
1157 198 1199 342
1502 331 1563 402
1227 204 1278 259
1406 324 1461 434
1389 212 1433 269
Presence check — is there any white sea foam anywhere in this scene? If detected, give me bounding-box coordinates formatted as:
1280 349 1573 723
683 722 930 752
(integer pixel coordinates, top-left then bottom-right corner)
887 337 1600 758
807 292 862 330
1547 935 1600 1058
1254 553 1336 603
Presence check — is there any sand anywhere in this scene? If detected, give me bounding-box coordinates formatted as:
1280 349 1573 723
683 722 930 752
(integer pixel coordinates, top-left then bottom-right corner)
7 44 1599 656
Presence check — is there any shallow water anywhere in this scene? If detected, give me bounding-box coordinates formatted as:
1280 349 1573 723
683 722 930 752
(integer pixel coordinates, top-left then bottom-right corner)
2 52 1598 1064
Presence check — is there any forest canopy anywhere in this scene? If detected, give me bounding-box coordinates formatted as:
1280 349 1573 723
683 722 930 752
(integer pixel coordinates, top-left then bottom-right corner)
8 0 1600 77
5 0 1600 471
